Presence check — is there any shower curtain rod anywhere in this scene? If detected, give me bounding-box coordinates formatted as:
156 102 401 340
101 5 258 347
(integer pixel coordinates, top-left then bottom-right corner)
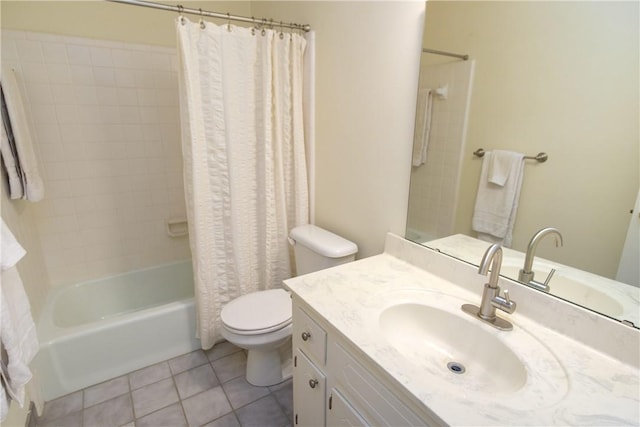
105 0 311 32
423 48 469 61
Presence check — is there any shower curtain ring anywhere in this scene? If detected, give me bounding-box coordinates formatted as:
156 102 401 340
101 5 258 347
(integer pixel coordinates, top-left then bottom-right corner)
227 12 232 32
177 4 186 25
251 16 256 36
261 18 267 36
279 21 284 39
199 8 206 29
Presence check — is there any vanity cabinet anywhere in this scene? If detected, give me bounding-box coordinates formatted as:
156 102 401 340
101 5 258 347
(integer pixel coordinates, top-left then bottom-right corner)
292 300 439 427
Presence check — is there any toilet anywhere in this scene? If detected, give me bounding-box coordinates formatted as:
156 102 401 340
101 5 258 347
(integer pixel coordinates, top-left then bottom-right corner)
220 224 357 386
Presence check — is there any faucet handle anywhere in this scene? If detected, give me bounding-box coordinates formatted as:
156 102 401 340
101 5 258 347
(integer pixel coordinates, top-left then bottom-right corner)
543 269 556 288
492 289 517 314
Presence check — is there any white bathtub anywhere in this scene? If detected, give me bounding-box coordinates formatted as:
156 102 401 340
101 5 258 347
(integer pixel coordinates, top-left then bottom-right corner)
34 261 200 401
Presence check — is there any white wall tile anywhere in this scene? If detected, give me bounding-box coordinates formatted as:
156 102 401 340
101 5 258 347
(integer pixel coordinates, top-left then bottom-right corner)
47 63 72 84
69 65 95 85
2 40 19 61
50 84 76 105
25 83 54 105
117 88 138 105
41 42 68 64
55 105 79 123
89 47 113 67
93 67 116 86
15 39 44 62
5 30 187 286
20 62 49 83
66 44 92 65
114 69 136 87
73 85 98 105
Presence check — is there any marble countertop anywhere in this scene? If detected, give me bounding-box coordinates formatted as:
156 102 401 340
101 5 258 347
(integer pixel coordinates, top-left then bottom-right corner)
284 234 640 426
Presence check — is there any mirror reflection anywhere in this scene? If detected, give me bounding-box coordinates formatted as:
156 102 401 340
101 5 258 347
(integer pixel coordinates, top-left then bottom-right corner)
406 1 639 326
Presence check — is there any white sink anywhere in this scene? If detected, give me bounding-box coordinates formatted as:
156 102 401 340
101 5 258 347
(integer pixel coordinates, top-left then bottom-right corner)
374 290 569 410
380 303 527 394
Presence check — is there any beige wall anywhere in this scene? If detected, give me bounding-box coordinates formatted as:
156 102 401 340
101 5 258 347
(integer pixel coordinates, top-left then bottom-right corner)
252 1 425 257
423 1 639 278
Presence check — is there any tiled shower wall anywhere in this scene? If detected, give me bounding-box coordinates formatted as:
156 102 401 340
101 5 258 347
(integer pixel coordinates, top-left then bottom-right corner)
407 60 474 242
2 30 190 287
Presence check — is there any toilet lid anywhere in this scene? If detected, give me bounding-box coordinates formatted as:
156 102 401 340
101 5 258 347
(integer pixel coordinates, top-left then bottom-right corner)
221 289 292 335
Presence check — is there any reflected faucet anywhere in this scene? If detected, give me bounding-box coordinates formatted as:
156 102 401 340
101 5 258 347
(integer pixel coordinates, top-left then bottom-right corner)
519 227 563 292
462 244 517 331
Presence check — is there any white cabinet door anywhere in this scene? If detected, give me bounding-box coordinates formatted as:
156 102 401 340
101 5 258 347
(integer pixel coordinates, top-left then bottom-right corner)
327 389 369 427
293 348 326 426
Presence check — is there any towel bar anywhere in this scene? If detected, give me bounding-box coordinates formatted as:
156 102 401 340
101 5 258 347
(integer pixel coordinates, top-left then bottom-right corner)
473 148 548 163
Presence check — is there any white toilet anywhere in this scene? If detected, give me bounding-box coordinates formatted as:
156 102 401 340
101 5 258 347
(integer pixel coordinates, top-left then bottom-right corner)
220 224 357 386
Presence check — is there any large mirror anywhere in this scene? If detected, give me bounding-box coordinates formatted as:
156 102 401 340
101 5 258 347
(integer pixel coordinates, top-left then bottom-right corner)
406 1 639 327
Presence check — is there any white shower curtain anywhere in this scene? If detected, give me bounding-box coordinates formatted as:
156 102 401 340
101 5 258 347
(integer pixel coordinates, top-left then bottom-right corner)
176 18 310 349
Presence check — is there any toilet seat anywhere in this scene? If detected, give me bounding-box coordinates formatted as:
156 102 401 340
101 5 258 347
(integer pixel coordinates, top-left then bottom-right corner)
221 289 292 336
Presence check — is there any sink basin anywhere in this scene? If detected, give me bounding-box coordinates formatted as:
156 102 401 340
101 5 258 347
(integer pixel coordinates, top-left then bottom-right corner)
374 290 569 410
500 265 624 316
379 303 527 394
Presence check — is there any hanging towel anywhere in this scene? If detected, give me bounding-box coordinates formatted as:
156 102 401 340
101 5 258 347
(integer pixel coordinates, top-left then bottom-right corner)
0 68 44 202
488 149 520 186
0 220 39 422
412 88 433 167
472 150 525 247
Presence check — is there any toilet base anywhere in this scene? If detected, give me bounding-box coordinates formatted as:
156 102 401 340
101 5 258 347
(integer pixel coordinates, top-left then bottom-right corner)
246 339 292 387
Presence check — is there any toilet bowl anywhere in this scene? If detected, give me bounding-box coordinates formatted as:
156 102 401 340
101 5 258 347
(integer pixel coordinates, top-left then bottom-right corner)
220 289 293 386
220 224 357 387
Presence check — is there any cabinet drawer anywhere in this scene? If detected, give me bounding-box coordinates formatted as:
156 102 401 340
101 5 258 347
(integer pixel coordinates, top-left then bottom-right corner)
329 341 426 426
293 305 327 365
293 348 326 427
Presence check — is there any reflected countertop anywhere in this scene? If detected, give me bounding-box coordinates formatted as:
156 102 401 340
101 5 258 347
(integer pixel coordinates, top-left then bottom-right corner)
425 234 640 327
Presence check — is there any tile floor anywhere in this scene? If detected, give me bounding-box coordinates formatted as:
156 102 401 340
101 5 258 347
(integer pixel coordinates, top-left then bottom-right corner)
34 341 293 427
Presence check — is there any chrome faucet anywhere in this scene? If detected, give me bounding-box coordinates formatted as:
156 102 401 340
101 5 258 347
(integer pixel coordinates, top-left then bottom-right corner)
518 227 563 292
462 244 516 331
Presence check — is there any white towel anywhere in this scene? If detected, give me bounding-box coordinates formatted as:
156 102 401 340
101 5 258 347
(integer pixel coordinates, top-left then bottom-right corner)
0 124 23 200
412 88 433 167
0 220 39 422
472 150 525 247
1 68 44 202
488 149 520 186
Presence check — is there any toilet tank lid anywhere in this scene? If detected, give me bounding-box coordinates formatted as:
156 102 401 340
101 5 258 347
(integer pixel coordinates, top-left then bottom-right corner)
289 224 358 258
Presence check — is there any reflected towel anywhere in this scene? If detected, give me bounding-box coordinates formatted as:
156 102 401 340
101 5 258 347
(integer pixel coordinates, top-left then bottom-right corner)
488 150 521 186
472 150 525 247
412 88 433 166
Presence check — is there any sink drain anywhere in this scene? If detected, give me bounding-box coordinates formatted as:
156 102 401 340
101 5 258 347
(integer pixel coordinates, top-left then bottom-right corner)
447 362 466 374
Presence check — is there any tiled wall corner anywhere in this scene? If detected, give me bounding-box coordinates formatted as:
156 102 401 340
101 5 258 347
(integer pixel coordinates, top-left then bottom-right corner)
2 30 190 286
407 60 474 240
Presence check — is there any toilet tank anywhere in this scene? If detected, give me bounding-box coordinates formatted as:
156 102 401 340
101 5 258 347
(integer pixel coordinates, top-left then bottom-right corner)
289 224 358 275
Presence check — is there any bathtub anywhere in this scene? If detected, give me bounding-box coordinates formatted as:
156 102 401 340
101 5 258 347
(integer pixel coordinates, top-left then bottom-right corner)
34 261 201 401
